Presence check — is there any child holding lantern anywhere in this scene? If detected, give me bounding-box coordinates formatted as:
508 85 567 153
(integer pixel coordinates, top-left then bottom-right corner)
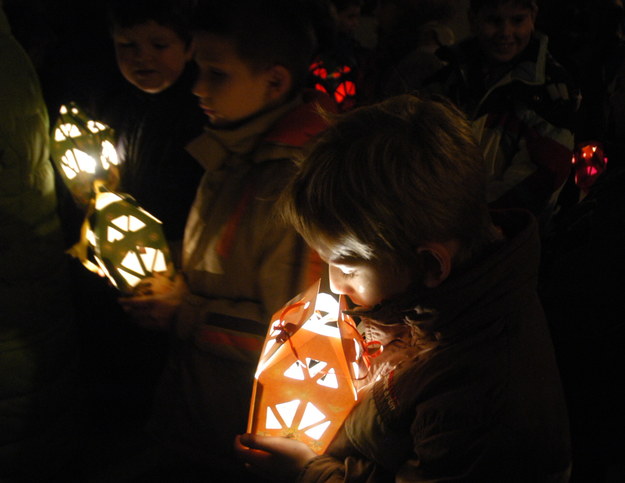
235 94 572 481
94 0 205 262
119 0 333 477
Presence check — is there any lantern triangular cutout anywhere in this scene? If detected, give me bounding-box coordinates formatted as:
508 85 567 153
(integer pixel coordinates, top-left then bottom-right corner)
317 368 339 389
265 407 282 430
247 280 368 454
107 226 125 243
120 251 146 277
140 247 167 272
128 216 146 232
300 402 326 428
275 400 300 428
117 268 143 289
88 188 173 294
305 420 331 440
284 361 306 381
306 358 327 378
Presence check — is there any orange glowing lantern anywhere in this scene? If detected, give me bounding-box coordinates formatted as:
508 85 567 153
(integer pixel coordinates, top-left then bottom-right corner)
85 185 174 294
247 280 367 454
50 102 120 207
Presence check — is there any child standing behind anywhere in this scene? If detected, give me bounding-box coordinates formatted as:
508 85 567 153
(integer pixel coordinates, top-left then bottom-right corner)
94 0 205 262
120 0 333 477
235 94 571 481
423 0 579 230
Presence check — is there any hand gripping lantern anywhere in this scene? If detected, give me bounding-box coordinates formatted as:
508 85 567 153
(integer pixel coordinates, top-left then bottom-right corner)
247 280 368 454
86 187 173 294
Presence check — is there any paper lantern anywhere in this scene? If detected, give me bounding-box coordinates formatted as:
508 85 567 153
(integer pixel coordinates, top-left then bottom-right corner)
85 185 173 294
50 102 119 206
572 141 608 193
247 280 367 454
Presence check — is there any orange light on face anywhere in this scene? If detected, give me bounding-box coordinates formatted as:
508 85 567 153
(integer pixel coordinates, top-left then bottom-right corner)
247 280 366 454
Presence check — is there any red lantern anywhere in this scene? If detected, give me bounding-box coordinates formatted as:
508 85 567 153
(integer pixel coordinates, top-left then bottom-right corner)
572 141 608 193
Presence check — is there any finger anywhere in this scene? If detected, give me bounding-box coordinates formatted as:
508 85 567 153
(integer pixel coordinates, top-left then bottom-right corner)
239 433 296 455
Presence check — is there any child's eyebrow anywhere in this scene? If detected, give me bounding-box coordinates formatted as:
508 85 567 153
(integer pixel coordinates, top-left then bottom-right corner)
328 254 361 265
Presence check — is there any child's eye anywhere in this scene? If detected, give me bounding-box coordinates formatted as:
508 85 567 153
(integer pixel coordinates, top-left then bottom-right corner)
339 267 357 279
116 41 135 49
153 43 170 50
209 69 227 80
511 15 528 26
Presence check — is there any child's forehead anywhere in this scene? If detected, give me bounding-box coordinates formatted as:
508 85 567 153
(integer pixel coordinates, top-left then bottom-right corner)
476 1 535 14
113 19 181 39
192 32 242 62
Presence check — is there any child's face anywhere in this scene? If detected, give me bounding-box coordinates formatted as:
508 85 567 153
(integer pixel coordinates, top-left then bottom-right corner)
471 2 536 64
336 5 361 35
313 242 413 309
192 32 277 128
113 20 191 94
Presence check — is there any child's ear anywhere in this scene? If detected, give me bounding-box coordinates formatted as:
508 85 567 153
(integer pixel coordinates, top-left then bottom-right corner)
265 64 292 102
417 242 454 288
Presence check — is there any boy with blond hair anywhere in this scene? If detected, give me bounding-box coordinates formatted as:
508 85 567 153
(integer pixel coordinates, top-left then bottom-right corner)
235 94 571 481
120 0 333 476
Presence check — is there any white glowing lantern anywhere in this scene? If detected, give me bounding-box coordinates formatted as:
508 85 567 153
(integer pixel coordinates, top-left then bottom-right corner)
86 187 173 294
247 280 366 454
50 102 119 206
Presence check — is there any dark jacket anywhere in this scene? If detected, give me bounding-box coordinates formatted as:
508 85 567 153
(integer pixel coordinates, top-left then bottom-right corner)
300 210 571 482
424 34 578 223
93 64 205 252
1 7 79 479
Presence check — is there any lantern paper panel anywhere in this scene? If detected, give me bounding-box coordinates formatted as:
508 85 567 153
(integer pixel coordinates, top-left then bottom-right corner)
247 280 366 454
50 102 120 206
86 187 173 294
572 141 608 192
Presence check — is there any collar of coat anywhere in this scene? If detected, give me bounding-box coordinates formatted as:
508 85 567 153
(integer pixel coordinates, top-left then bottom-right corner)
351 209 540 345
185 89 335 172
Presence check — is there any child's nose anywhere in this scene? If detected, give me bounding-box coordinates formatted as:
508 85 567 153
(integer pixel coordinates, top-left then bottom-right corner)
328 266 352 296
192 77 208 98
499 20 514 37
133 46 154 62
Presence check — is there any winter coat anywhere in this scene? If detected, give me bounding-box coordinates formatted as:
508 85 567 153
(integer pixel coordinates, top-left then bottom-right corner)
147 90 333 464
299 210 572 482
424 33 578 223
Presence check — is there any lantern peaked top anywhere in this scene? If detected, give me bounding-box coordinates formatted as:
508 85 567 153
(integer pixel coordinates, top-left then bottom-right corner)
247 280 368 454
50 102 120 206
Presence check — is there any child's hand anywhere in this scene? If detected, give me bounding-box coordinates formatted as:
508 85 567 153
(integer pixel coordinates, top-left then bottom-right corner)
119 272 188 331
234 433 317 482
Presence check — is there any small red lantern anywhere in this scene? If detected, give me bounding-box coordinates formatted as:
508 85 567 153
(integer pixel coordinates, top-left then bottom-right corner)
572 141 608 193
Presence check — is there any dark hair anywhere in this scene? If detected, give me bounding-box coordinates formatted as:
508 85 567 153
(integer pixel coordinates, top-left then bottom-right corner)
470 0 537 13
330 0 364 12
191 0 317 93
107 0 194 46
280 94 499 268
